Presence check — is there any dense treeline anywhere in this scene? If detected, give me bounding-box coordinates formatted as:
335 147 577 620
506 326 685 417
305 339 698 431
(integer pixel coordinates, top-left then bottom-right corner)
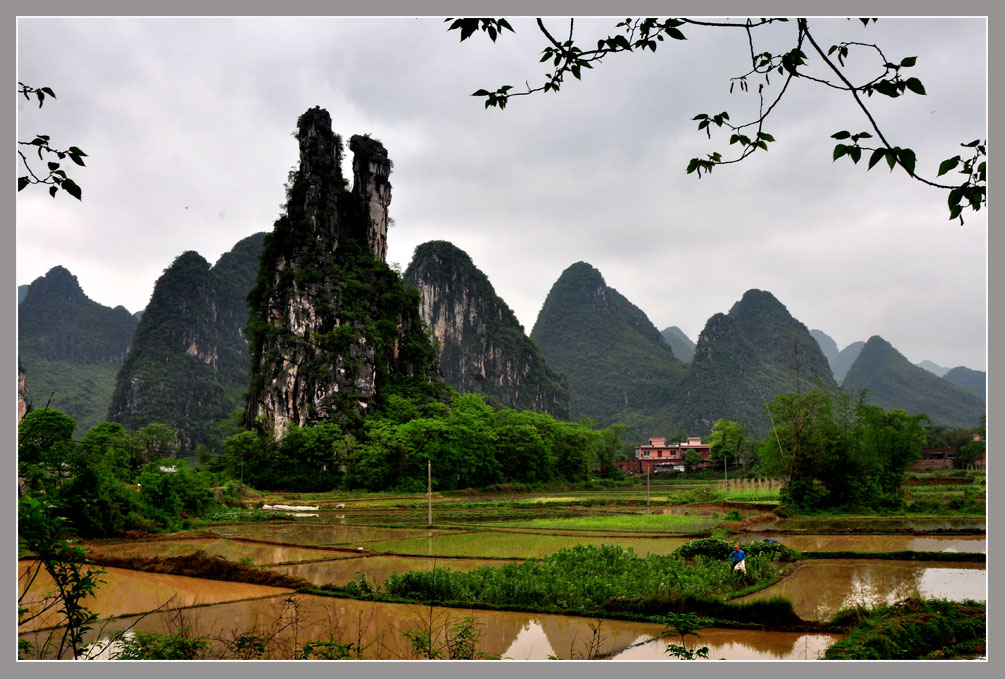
215 391 628 492
18 410 220 537
17 388 630 537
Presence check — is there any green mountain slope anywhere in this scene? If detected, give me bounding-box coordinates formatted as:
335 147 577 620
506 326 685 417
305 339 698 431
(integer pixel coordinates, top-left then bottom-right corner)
942 366 986 401
18 266 138 434
677 290 836 437
660 325 695 363
530 262 687 439
108 233 266 450
842 336 985 427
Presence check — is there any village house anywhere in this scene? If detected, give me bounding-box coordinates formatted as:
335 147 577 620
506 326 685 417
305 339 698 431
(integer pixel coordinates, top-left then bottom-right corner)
617 436 712 475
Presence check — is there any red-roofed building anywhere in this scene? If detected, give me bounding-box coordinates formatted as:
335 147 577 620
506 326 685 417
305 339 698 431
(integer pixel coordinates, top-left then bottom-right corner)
617 436 712 475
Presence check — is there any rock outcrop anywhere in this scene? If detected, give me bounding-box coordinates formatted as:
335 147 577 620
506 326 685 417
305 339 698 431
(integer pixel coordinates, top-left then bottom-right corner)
403 240 570 418
243 107 441 437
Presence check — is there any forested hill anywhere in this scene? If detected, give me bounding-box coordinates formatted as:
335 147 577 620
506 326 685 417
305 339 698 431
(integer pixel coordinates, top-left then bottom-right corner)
660 326 695 363
18 266 138 434
403 240 570 418
530 261 687 439
675 289 836 438
108 233 266 450
842 336 985 427
942 366 986 402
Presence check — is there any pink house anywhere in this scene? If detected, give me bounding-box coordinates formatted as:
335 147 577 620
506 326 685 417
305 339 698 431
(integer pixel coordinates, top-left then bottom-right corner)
617 436 712 475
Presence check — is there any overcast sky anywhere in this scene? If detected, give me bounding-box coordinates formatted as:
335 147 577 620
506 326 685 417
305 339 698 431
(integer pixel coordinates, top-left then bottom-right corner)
16 16 987 371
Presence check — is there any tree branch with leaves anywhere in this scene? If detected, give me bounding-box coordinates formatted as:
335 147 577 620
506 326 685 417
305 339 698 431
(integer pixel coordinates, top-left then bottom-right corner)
447 17 985 223
17 82 88 200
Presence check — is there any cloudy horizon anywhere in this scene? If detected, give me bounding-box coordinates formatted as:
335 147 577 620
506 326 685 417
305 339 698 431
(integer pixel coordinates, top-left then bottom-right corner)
16 16 987 372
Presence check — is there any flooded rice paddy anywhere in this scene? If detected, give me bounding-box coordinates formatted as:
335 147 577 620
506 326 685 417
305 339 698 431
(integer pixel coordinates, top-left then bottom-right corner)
21 496 985 660
28 593 843 660
736 560 986 620
735 533 986 553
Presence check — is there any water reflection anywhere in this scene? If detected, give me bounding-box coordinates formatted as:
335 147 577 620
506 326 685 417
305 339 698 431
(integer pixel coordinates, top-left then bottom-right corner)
44 593 840 661
610 630 839 660
736 560 986 620
735 534 986 553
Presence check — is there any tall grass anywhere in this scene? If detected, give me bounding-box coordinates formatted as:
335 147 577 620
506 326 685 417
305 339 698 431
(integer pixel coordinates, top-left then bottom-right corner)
380 544 779 616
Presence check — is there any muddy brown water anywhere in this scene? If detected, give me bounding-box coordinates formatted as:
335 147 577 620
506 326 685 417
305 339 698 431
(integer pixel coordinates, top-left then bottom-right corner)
209 522 466 547
735 559 986 621
29 593 843 660
18 562 294 633
86 538 361 565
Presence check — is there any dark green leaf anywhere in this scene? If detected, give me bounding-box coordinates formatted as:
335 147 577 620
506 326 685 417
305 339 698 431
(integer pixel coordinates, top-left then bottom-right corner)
900 56 917 67
18 176 29 192
49 185 58 197
948 187 964 208
886 151 897 171
833 144 848 161
937 156 961 177
831 130 852 140
61 178 82 200
898 148 916 176
849 147 862 163
905 77 926 95
868 148 886 170
667 27 686 40
40 87 56 97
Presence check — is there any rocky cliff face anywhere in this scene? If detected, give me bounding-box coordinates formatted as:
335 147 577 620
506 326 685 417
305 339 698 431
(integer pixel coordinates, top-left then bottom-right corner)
109 235 265 450
403 240 570 418
17 360 28 422
244 107 441 437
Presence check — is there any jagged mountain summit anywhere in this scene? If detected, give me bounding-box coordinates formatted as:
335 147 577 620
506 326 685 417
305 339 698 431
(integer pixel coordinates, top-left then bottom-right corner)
660 326 695 363
676 289 835 437
243 107 442 437
530 262 687 438
18 266 138 433
108 232 266 450
403 240 570 418
842 336 984 427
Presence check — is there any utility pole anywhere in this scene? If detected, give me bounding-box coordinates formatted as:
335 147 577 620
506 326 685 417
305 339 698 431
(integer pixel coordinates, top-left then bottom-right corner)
427 460 432 528
646 470 650 513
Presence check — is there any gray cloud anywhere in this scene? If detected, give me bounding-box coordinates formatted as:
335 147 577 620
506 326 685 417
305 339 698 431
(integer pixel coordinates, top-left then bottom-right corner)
17 17 987 371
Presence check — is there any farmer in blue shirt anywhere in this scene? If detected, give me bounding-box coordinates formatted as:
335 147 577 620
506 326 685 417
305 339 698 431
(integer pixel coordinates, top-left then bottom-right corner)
730 544 746 573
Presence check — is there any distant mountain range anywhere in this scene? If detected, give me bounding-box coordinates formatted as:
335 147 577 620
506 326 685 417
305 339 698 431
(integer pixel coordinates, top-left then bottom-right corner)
18 242 985 446
842 336 984 427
